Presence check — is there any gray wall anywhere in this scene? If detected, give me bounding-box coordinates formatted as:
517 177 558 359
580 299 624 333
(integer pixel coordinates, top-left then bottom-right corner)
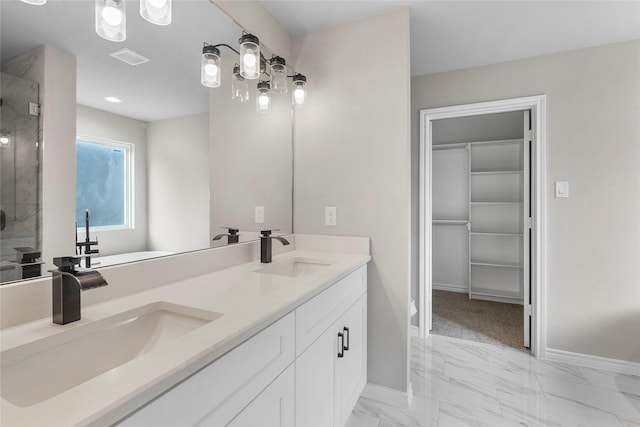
76 105 148 256
293 8 412 392
412 39 640 362
209 56 293 240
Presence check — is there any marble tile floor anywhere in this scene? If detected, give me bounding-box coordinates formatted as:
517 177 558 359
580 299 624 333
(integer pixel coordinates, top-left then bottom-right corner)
347 335 640 427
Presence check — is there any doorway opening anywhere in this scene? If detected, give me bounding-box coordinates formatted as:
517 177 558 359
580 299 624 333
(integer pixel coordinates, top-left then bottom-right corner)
418 96 547 357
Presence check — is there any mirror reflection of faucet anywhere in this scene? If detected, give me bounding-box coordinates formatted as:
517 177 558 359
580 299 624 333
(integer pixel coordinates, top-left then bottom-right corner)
213 227 240 244
260 230 290 263
0 248 43 280
14 247 43 279
76 209 99 268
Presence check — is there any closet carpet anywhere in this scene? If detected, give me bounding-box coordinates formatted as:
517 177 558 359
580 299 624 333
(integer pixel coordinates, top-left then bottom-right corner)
431 290 524 350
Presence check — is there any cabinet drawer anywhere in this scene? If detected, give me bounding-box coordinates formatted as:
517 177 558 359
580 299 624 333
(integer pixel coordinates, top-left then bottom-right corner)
119 313 295 427
295 266 366 356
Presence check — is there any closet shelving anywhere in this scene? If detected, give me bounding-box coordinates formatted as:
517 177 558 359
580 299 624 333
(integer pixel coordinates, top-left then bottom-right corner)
432 138 529 304
431 143 470 294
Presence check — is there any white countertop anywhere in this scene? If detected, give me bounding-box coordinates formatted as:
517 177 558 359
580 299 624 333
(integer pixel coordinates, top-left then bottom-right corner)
0 250 370 426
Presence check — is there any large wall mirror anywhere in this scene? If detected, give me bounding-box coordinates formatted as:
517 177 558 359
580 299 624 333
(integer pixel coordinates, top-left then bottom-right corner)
0 0 293 284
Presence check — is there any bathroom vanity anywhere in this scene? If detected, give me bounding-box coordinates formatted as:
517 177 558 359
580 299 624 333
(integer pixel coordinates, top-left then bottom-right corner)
0 235 370 426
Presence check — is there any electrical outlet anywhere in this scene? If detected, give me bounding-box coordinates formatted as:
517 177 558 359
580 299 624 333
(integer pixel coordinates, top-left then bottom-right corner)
325 207 337 226
255 206 264 223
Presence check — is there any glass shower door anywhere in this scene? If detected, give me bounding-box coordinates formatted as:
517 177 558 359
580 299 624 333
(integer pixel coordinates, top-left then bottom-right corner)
0 72 41 283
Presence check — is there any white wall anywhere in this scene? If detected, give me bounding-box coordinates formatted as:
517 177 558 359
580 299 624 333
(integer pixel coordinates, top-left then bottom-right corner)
412 40 640 362
76 105 148 256
147 113 210 253
293 9 412 392
3 45 76 272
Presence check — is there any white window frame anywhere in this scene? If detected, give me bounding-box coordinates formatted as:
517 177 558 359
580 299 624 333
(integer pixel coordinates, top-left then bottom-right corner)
76 134 135 232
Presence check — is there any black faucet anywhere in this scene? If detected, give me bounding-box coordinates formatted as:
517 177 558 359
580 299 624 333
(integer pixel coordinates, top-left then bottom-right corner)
76 209 99 268
50 256 108 325
213 227 240 244
14 246 42 279
260 230 290 263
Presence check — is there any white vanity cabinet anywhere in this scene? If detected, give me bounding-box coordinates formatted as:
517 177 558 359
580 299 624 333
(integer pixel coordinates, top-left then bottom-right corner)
335 294 367 425
208 365 295 427
295 266 368 427
118 313 295 426
118 264 367 427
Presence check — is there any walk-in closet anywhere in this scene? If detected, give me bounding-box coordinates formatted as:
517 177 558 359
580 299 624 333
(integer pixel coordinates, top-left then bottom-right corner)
431 111 532 350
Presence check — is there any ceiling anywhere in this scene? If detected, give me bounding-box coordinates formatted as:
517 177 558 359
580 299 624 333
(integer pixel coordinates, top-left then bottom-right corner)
1 0 240 122
261 0 640 76
1 1 638 122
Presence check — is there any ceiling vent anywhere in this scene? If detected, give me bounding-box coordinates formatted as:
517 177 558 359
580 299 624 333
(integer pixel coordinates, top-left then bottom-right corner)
110 48 150 66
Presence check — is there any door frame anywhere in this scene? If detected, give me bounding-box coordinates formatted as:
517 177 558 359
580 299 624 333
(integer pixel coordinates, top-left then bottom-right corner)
418 95 547 357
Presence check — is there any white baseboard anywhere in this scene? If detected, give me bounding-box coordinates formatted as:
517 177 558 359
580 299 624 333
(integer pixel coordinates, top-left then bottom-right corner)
361 383 411 409
545 348 640 375
410 325 420 337
432 283 467 293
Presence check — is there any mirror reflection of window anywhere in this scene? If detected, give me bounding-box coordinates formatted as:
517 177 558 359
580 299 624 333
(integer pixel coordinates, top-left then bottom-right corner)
75 138 133 230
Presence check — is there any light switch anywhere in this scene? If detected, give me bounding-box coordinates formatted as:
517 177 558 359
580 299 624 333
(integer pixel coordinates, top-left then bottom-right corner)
325 207 337 226
255 206 264 223
555 181 569 198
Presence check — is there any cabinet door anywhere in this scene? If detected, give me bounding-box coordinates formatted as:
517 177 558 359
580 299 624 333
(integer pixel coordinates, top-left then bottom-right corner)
224 365 295 427
295 326 337 427
336 294 367 426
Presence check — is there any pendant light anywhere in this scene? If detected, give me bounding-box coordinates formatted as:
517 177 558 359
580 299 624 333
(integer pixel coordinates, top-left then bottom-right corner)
270 56 288 95
256 81 271 113
201 32 307 108
0 129 11 147
201 44 221 88
232 65 250 102
140 0 172 26
239 34 260 80
19 0 47 5
95 0 126 42
292 74 307 106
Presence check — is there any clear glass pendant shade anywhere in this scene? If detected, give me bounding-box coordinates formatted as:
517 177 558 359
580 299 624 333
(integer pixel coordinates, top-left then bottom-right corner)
270 57 288 95
239 34 260 80
256 81 271 113
201 45 221 88
95 0 126 42
292 74 307 106
140 0 171 25
0 129 11 147
232 65 249 102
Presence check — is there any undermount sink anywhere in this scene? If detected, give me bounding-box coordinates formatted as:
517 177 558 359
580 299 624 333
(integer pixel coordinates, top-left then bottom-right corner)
0 302 222 407
256 257 334 277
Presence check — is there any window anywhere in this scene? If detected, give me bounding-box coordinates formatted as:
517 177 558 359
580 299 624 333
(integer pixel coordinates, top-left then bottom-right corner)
76 137 133 229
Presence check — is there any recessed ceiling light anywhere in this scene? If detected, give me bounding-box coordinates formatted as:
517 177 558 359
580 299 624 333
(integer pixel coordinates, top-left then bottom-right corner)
105 96 122 103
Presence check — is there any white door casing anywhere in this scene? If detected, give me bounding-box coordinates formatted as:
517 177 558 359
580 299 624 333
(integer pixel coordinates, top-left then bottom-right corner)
418 95 547 357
